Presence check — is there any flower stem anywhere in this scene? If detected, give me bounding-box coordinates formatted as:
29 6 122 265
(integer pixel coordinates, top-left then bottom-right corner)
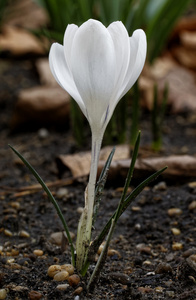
76 132 103 273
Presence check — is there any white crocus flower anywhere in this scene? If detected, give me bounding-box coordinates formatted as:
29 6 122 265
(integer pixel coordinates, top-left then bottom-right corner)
49 19 147 271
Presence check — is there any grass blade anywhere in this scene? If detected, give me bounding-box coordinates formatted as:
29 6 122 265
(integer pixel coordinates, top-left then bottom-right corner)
93 147 115 226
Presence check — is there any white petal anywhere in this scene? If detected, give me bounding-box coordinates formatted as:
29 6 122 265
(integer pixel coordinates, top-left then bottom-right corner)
49 43 86 116
104 29 146 126
107 21 130 97
119 29 147 99
63 24 78 71
70 19 116 127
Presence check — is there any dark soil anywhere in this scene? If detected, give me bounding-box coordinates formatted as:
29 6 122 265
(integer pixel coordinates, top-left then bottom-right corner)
0 58 196 300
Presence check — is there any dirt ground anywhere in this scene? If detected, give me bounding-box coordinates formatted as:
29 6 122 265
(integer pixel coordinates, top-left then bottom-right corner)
0 55 196 300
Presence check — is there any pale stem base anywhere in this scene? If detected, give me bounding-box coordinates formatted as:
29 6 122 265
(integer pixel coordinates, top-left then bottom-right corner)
76 132 103 272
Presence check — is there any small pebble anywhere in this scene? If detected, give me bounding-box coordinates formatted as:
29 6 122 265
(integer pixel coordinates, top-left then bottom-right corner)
49 232 63 246
61 264 74 275
188 201 196 211
109 272 131 285
97 243 105 255
155 286 164 293
68 274 80 286
183 247 196 257
28 290 43 300
10 201 20 210
168 208 182 217
186 254 196 272
107 249 121 258
56 283 69 291
171 228 181 235
172 242 183 251
49 231 75 246
48 265 61 277
56 188 69 199
7 258 15 264
188 181 196 189
131 206 141 212
4 229 13 237
143 260 152 265
33 250 43 256
38 128 49 139
77 207 84 214
0 289 7 300
138 286 153 293
19 230 30 238
135 223 141 230
155 262 172 274
136 243 152 255
153 181 167 191
53 270 69 281
73 287 83 295
166 291 175 298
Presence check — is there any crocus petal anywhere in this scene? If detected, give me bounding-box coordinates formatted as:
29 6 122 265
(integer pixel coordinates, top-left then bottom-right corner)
108 29 146 120
107 21 130 97
119 29 147 99
63 24 78 72
49 43 86 116
70 19 116 129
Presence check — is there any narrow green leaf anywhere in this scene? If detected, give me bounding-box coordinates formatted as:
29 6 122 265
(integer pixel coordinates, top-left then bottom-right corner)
91 166 167 253
93 147 115 225
8 144 75 266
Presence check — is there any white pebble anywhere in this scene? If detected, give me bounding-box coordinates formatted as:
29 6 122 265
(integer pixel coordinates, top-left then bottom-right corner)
56 283 69 291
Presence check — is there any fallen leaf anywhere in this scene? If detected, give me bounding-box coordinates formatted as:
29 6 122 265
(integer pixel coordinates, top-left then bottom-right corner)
57 145 130 178
57 146 196 181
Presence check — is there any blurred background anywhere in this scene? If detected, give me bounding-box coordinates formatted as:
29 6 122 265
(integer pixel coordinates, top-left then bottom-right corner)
0 0 196 154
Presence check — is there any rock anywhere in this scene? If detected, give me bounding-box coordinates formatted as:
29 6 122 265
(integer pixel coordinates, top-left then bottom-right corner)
183 248 196 258
61 264 74 275
155 263 173 274
153 181 167 191
172 242 183 251
49 231 75 246
56 284 69 291
53 271 69 282
11 86 70 130
186 254 196 272
109 272 131 285
0 289 7 300
73 287 83 295
19 230 30 238
68 274 80 286
168 208 182 217
171 228 181 235
188 200 196 211
28 290 43 300
47 265 61 278
33 249 43 256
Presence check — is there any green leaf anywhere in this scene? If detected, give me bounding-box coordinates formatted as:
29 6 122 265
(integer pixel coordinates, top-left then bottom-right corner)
8 144 75 266
91 166 167 254
93 147 115 225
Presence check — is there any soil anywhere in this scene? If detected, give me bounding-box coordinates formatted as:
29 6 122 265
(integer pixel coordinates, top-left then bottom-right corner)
0 58 196 300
